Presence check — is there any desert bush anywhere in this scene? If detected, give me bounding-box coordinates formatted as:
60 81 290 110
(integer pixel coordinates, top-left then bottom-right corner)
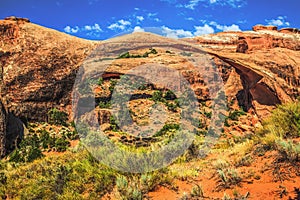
9 134 43 163
217 168 242 189
255 101 300 161
213 159 230 170
109 79 118 92
154 123 180 137
227 109 246 121
152 90 164 102
276 140 300 162
97 77 104 86
259 102 300 138
191 184 204 198
99 101 111 109
48 108 68 126
116 175 143 200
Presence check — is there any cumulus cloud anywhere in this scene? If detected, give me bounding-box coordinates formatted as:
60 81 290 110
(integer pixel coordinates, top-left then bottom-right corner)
83 23 103 32
63 23 103 36
162 26 194 39
64 26 79 33
108 19 131 30
136 16 144 22
266 16 290 27
133 26 145 33
194 24 215 35
209 21 241 31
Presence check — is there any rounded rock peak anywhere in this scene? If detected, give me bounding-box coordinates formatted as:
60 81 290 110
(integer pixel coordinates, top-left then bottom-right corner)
4 16 30 23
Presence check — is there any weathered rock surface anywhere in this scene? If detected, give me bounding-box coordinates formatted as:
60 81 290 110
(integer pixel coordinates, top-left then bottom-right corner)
252 25 278 31
0 17 97 156
189 24 300 52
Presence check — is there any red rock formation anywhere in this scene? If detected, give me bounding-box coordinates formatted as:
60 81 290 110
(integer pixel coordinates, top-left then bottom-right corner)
252 24 277 31
193 25 300 52
236 37 248 53
279 27 300 34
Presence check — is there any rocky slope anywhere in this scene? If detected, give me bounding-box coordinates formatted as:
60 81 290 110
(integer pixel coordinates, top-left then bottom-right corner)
0 17 97 156
0 17 299 157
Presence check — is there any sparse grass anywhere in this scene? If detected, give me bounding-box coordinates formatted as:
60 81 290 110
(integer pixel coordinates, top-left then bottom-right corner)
2 149 117 199
216 168 242 189
259 101 300 138
255 101 300 163
190 184 204 198
117 48 158 59
276 140 300 162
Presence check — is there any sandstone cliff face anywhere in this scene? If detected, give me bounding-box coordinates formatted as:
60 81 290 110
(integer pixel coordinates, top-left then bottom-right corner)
189 25 300 52
189 25 300 117
0 19 299 156
0 17 97 156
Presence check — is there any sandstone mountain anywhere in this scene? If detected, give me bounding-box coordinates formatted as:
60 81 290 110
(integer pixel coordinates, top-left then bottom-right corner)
0 17 299 157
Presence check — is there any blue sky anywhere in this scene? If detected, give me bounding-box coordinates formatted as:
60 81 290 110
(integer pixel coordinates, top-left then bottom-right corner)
0 0 299 40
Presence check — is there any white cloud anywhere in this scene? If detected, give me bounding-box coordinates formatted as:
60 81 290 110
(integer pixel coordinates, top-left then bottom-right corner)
222 24 241 31
209 21 241 31
64 25 79 33
108 19 131 30
160 0 177 3
136 16 144 22
64 23 103 37
147 13 157 18
162 26 194 39
184 0 201 9
194 24 215 35
133 26 145 33
182 0 246 9
266 16 290 27
64 26 71 33
185 17 195 21
83 23 102 32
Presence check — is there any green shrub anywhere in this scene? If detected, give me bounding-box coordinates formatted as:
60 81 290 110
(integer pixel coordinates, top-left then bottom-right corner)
39 129 56 149
228 110 246 121
276 140 300 162
166 102 178 112
97 77 104 86
216 168 242 189
109 79 118 92
9 134 44 163
154 124 180 137
48 108 68 126
261 102 300 138
99 101 111 109
191 184 204 198
118 52 131 59
152 91 164 102
164 90 176 100
149 48 158 54
110 115 118 131
54 138 70 152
